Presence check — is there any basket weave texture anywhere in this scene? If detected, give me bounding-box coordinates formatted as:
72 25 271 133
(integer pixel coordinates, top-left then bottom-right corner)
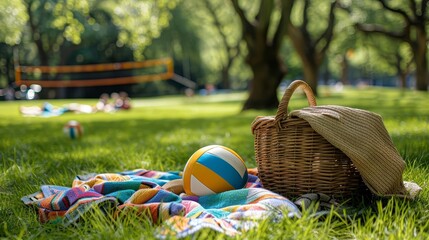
251 80 368 200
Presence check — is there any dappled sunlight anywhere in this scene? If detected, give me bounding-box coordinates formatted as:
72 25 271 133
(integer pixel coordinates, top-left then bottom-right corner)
1 87 428 239
1 0 428 238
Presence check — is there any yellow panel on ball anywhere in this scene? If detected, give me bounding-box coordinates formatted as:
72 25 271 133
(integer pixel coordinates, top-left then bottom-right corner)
183 145 248 196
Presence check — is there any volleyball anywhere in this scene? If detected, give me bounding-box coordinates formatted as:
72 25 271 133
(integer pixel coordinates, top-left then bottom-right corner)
183 145 248 196
63 120 83 139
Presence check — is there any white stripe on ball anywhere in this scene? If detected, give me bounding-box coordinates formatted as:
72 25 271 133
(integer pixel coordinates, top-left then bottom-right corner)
206 147 247 178
190 175 215 196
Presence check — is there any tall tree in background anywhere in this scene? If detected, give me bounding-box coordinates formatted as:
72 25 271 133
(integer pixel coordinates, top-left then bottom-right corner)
21 0 177 65
202 0 241 89
365 36 413 88
356 0 428 91
0 0 27 46
144 1 206 90
231 0 292 110
23 0 89 65
286 0 337 96
0 0 27 87
103 0 177 60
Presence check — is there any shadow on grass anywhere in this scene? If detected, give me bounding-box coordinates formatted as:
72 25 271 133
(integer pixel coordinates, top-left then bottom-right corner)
0 114 258 181
2 111 428 181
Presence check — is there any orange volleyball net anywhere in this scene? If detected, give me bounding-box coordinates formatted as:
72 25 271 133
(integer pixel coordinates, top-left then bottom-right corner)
15 58 174 88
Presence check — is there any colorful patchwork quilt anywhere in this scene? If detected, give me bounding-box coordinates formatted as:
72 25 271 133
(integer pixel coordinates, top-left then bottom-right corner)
22 168 302 238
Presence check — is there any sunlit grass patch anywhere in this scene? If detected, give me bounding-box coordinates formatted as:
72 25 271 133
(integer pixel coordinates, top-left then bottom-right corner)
1 86 428 239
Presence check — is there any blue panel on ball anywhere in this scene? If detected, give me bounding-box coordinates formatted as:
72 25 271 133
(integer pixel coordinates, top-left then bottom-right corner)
196 153 244 189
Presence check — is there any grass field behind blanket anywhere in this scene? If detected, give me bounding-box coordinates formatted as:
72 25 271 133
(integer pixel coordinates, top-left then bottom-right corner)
1 86 428 239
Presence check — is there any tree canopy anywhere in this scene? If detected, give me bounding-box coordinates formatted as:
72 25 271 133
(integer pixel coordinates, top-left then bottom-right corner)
0 0 28 45
0 0 427 104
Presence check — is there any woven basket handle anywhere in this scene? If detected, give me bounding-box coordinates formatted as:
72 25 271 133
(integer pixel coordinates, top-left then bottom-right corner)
275 80 317 122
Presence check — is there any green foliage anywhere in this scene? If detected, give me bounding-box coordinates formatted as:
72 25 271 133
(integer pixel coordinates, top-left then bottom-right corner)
145 1 207 85
0 44 14 88
0 0 27 45
30 0 89 45
4 0 178 66
144 0 249 88
195 0 244 85
290 1 333 37
50 0 90 44
69 4 135 64
103 0 178 60
285 0 339 80
1 86 429 239
342 0 413 76
0 0 427 96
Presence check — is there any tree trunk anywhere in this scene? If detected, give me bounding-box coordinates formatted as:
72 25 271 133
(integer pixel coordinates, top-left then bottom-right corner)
394 52 407 89
242 57 284 110
302 60 319 95
414 25 428 91
286 0 337 96
340 54 349 85
398 72 407 89
33 39 49 66
3 45 14 86
26 0 49 66
414 59 427 90
231 0 293 110
220 67 231 89
356 0 428 91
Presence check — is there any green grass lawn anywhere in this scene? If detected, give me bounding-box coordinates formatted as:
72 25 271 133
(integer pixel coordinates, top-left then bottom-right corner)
1 86 428 239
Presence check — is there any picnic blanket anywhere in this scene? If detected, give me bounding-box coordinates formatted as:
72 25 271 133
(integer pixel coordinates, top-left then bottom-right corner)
22 168 305 238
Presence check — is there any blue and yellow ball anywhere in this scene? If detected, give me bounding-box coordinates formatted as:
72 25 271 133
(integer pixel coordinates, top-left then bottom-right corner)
63 120 83 139
183 145 248 196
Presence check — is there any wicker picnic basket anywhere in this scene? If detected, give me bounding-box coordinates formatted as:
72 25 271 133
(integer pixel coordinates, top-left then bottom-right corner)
251 80 368 200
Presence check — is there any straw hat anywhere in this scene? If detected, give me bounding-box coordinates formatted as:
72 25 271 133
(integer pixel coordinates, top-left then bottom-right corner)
290 105 421 199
